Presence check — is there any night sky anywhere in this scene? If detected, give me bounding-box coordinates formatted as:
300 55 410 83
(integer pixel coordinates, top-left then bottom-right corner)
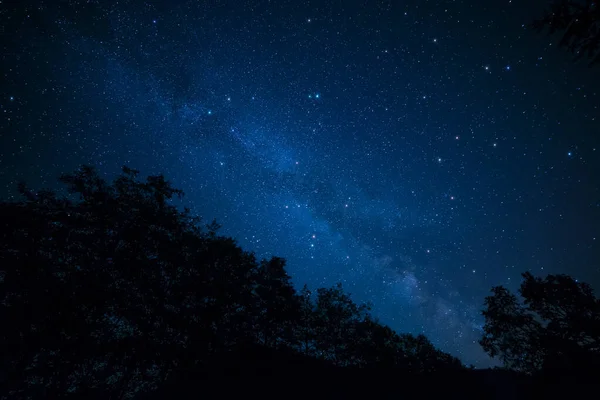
2 0 599 367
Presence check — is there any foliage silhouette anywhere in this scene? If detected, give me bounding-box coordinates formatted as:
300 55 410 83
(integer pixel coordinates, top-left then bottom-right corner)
480 271 600 378
532 0 600 66
1 166 463 399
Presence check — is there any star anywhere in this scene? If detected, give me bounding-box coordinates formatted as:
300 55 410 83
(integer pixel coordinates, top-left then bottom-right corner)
4 0 597 372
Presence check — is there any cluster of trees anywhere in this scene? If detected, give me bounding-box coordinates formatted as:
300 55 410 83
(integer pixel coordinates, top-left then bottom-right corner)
480 272 600 379
0 166 462 399
2 165 599 399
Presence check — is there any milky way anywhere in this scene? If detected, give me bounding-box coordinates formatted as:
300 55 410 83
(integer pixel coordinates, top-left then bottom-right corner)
2 0 599 366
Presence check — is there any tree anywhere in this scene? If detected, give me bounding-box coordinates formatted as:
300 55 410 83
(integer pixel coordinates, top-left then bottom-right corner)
0 166 268 398
480 272 600 376
289 283 464 371
311 283 371 365
251 257 299 348
294 285 316 356
532 0 600 66
0 165 465 398
348 316 402 368
396 333 464 373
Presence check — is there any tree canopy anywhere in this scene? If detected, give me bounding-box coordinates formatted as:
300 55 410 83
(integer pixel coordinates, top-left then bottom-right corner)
0 166 463 399
532 0 600 65
480 271 600 376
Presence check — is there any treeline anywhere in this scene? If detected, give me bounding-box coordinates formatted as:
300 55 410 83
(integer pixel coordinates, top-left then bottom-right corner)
0 166 462 399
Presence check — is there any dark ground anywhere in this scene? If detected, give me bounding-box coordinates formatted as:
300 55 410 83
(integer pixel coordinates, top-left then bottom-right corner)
146 344 598 399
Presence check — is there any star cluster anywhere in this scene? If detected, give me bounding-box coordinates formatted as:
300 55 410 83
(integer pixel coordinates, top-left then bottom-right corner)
1 0 599 366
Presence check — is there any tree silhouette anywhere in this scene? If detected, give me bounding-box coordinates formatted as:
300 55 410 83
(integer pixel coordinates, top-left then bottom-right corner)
532 0 600 65
294 284 316 356
350 316 401 368
311 283 371 365
1 166 266 398
480 272 600 377
251 257 299 348
0 165 464 399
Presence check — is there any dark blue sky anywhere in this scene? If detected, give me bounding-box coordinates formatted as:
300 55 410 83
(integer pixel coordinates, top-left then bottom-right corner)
2 0 599 366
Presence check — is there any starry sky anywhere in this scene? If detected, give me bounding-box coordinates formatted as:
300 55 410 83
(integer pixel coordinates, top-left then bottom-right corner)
2 0 599 367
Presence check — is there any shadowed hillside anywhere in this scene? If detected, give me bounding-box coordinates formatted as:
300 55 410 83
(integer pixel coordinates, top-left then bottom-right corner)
1 166 599 399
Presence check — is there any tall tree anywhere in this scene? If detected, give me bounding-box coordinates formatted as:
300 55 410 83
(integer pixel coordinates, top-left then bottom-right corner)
252 257 299 348
312 283 371 365
294 285 316 356
480 272 600 375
